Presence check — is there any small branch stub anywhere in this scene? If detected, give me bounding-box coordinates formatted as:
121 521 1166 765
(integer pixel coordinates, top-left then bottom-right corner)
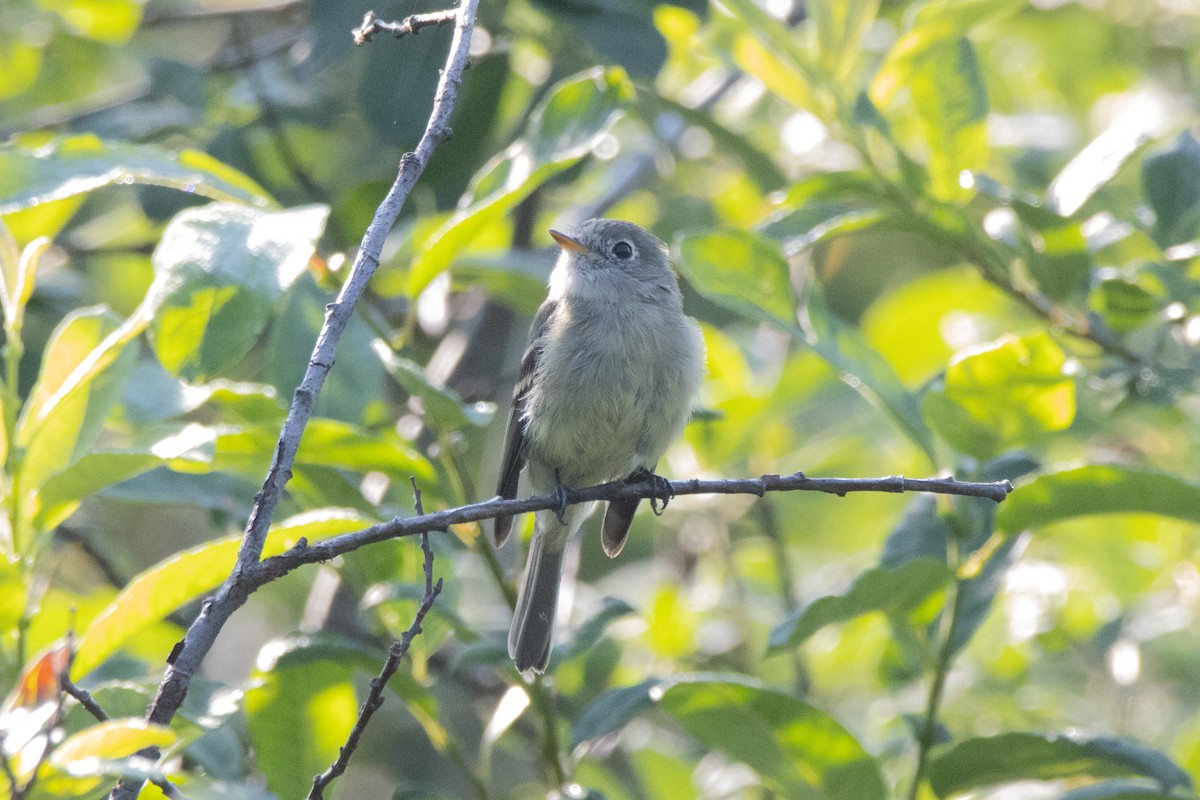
353 9 458 46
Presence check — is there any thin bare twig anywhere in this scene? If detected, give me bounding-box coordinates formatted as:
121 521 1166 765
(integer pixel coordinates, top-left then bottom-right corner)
62 677 109 722
353 9 458 46
308 482 443 800
107 2 480 798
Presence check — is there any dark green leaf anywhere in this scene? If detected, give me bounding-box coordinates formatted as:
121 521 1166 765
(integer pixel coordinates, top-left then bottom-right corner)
946 532 1026 657
0 134 272 215
531 0 667 78
571 679 658 750
551 597 636 669
1142 131 1200 248
266 274 381 424
997 465 1200 533
928 732 1192 798
146 203 329 382
1090 276 1158 333
769 558 950 652
656 675 887 800
880 496 952 568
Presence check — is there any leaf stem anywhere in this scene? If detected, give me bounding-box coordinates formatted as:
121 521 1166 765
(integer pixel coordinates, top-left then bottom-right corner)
906 533 961 800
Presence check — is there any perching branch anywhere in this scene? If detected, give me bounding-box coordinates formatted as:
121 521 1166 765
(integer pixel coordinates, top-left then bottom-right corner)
352 9 458 46
249 471 1010 586
308 485 443 800
107 2 480 798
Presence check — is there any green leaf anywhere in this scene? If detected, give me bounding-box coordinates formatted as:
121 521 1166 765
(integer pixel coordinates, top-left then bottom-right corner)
1047 122 1154 217
245 655 357 800
40 0 144 44
801 278 936 462
530 0 667 78
211 418 433 482
571 679 658 750
265 274 382 424
996 465 1200 534
810 0 881 81
870 0 1021 107
908 37 989 202
656 675 888 800
946 532 1026 657
923 332 1075 461
31 424 216 530
1142 131 1200 248
374 342 496 430
769 558 950 652
676 228 796 328
1090 276 1157 333
14 308 140 545
928 732 1192 798
551 597 636 670
31 719 175 798
1056 779 1198 800
72 508 373 679
146 203 329 382
407 68 634 296
0 31 42 101
720 0 813 80
0 135 272 215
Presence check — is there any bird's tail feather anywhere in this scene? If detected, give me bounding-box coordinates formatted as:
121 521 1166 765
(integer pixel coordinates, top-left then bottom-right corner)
508 513 568 673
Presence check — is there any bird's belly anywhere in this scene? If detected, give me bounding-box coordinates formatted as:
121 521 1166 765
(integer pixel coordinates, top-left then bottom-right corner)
525 369 646 487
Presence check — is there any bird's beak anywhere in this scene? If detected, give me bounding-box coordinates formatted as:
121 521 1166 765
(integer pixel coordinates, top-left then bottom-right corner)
550 229 589 254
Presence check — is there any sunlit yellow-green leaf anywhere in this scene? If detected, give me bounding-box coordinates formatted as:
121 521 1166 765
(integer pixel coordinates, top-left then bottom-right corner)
407 67 634 296
0 135 273 216
0 32 41 101
908 37 989 202
245 656 357 799
810 0 881 82
14 308 141 546
646 585 695 658
72 509 373 679
37 0 144 44
924 332 1075 460
52 718 175 763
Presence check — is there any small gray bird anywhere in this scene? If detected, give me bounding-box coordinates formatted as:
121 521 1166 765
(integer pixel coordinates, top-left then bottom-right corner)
493 218 705 673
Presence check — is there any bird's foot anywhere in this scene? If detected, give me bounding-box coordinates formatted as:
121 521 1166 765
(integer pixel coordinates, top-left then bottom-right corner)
631 467 674 516
552 468 572 524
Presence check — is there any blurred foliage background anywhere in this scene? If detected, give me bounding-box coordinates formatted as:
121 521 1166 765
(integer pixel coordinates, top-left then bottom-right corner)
3 0 1200 797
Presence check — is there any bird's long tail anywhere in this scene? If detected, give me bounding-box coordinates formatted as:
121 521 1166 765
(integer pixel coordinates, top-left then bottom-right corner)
508 511 569 673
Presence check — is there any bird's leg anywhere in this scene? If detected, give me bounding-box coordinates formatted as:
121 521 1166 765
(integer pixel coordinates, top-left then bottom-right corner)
630 466 674 516
552 468 572 524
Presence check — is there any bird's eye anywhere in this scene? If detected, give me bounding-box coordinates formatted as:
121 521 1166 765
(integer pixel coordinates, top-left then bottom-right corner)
612 241 634 260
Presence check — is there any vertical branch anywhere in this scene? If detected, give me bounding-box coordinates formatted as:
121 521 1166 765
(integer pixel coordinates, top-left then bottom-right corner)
106 2 481 798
